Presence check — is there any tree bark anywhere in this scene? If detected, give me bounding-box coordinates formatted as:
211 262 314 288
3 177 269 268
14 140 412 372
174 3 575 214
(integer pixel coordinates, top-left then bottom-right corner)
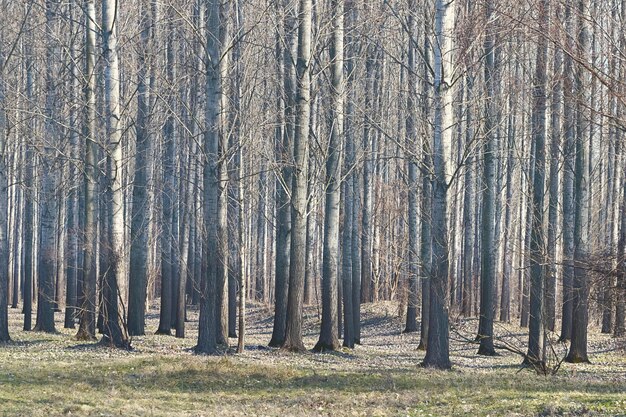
525 0 548 367
422 0 453 370
282 0 312 353
101 0 130 348
314 0 343 352
477 0 497 356
566 0 591 363
76 0 98 341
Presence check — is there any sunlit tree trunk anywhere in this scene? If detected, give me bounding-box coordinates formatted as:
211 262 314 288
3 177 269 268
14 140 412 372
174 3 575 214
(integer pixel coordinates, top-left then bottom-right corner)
269 0 295 348
566 0 591 363
525 0 549 366
196 0 222 354
76 0 98 341
422 0 454 370
101 0 130 348
35 0 59 334
282 0 312 352
128 0 156 337
404 2 419 334
314 0 343 352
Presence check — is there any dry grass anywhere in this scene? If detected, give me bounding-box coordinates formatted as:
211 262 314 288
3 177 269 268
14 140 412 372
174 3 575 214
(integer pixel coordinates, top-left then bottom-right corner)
1 301 625 416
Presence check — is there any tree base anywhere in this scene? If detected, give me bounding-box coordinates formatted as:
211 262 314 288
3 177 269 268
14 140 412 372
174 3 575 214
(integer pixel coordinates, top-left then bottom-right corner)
564 354 590 364
194 344 219 355
99 335 132 350
75 330 97 341
417 341 427 351
268 338 284 348
403 327 418 334
280 341 307 353
477 345 497 356
312 340 340 353
155 328 172 336
420 359 452 370
33 325 57 334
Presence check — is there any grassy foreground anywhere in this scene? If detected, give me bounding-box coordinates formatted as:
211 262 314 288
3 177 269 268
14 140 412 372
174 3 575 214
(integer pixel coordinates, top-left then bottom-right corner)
1 304 625 416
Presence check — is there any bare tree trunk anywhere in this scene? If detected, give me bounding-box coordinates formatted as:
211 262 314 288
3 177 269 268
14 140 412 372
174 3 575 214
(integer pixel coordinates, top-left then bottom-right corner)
76 0 98 341
64 0 80 329
566 0 591 363
35 0 59 334
546 21 562 333
156 10 177 336
282 0 312 352
360 48 375 305
128 0 156 337
477 0 497 356
525 0 548 367
560 0 576 343
404 3 419 334
269 0 295 348
461 77 474 319
215 0 231 346
101 0 129 348
314 0 343 351
196 0 222 354
422 0 453 370
0 44 9 342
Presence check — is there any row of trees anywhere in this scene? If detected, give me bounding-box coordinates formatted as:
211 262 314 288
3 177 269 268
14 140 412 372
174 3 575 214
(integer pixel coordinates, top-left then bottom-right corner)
0 0 624 369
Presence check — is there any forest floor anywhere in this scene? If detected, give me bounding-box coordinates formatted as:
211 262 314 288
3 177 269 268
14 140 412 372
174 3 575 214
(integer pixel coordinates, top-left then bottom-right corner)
1 301 625 417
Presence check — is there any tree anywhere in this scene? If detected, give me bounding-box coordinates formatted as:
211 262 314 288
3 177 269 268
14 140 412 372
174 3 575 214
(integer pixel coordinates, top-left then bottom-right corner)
282 0 312 353
156 5 177 337
0 39 9 343
559 0 576 343
34 0 59 334
422 0 454 370
525 0 549 367
477 0 498 357
314 0 343 352
76 0 98 342
128 0 156 337
404 1 419 335
196 0 222 354
565 0 591 363
268 0 295 348
101 0 130 348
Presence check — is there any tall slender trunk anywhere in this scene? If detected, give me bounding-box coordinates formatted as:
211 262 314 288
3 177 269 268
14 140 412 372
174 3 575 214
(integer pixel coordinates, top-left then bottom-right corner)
269 0 295 348
35 0 59 334
314 0 343 351
526 0 548 366
404 3 419 334
282 0 312 352
156 11 177 336
101 0 129 348
560 0 576 343
0 43 10 342
477 0 497 356
546 11 563 332
215 0 231 346
128 0 156 337
196 0 222 354
566 0 591 363
76 0 98 341
64 0 80 329
422 0 453 370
